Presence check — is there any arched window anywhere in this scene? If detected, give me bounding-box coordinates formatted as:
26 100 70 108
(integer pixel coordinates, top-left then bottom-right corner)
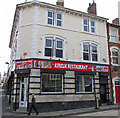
112 49 119 64
82 41 99 61
43 35 65 58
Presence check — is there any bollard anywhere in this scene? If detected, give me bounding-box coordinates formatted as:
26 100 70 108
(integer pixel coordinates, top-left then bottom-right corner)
96 97 99 109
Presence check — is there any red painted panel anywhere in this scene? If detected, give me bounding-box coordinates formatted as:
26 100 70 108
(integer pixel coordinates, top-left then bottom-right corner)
15 60 110 73
115 86 120 103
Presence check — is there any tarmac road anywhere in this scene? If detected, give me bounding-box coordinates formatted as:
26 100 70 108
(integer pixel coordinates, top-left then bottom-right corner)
72 109 120 117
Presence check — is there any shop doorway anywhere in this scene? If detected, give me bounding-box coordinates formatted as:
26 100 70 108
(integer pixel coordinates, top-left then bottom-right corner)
100 84 107 103
19 78 28 107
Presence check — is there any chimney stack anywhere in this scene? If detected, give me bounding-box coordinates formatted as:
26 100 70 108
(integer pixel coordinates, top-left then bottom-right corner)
56 0 64 7
112 18 119 25
87 0 97 15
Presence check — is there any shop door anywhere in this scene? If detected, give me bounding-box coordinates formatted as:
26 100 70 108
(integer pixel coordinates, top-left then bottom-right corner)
115 80 120 103
100 84 107 103
19 81 27 107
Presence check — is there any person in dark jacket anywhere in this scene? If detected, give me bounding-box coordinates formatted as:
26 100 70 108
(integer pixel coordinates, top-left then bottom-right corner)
28 94 39 115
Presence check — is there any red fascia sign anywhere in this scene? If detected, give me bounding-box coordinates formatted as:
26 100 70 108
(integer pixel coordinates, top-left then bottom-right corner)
15 60 110 73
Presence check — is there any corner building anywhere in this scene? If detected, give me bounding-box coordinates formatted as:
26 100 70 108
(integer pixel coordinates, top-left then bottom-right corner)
8 0 110 111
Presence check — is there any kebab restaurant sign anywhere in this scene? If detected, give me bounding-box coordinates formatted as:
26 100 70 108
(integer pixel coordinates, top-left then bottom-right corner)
15 60 110 73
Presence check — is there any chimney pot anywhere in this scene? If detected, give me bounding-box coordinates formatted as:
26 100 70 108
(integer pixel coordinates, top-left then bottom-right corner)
56 0 64 7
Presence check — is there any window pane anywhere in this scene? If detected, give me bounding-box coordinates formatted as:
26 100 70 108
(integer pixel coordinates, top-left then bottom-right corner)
57 14 61 19
92 54 98 61
57 20 62 26
45 48 52 57
91 27 95 33
48 18 53 25
112 50 118 56
83 44 89 51
91 21 95 26
56 49 63 58
113 57 118 64
76 75 92 93
115 80 120 85
84 76 92 92
76 76 83 92
92 45 97 53
111 29 117 41
57 41 62 48
84 26 88 31
84 20 88 25
42 74 62 93
48 11 53 17
46 39 52 47
83 53 89 60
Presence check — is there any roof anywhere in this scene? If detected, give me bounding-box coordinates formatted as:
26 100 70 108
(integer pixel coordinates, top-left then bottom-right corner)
107 22 120 29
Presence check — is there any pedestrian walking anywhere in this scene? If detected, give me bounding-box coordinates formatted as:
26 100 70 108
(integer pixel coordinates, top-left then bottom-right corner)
28 94 39 115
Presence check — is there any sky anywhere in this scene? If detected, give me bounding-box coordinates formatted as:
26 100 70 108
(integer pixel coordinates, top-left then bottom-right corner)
0 0 120 76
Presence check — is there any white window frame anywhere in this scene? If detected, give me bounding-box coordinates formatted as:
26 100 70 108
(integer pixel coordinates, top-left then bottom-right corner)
90 20 96 33
83 19 89 32
47 9 63 27
47 11 54 25
91 43 98 61
111 49 119 65
82 41 99 62
83 18 96 34
76 75 93 93
56 13 62 27
41 73 63 94
43 35 65 59
45 38 53 57
110 28 118 42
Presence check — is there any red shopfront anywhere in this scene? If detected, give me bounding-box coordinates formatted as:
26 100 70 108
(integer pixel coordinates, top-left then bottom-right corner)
14 59 110 111
15 59 110 73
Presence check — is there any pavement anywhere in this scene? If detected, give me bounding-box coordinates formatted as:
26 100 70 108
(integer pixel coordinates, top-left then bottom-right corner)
1 86 120 118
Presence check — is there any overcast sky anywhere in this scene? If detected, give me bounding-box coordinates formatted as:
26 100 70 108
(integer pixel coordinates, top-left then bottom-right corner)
0 0 120 76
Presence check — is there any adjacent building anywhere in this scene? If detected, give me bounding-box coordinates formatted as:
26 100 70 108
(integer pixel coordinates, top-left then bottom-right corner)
107 2 120 104
8 0 110 111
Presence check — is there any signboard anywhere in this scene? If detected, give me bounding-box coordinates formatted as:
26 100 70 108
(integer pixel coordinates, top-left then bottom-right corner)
15 60 33 69
95 65 110 73
15 60 110 73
